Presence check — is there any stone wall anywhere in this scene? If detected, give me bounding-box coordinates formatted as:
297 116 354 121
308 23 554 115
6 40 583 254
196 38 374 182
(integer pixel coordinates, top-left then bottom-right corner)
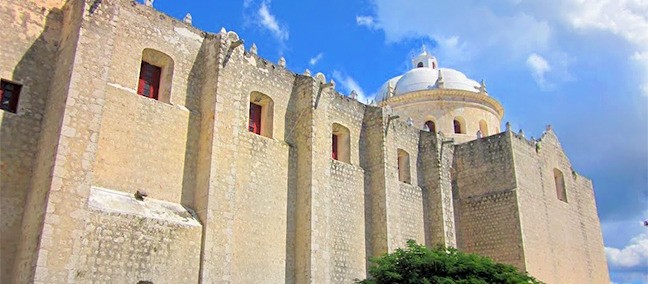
385 121 426 249
1 0 609 283
91 1 209 204
0 0 64 281
418 132 456 247
322 92 368 282
13 0 83 282
205 43 294 283
77 187 202 283
511 130 610 284
453 132 526 268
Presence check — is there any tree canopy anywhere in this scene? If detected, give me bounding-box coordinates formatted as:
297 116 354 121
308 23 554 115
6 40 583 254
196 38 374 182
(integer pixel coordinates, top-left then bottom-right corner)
358 240 542 284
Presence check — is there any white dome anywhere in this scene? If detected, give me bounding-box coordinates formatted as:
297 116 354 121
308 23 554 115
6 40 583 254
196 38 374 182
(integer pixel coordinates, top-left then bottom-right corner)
392 68 481 97
394 68 439 96
438 68 481 93
377 53 484 102
377 75 402 101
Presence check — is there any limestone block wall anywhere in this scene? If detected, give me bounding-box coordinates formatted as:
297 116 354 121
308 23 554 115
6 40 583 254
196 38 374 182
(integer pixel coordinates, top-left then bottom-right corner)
328 160 366 282
511 130 610 284
285 75 317 284
359 107 389 259
12 0 212 282
91 2 209 204
0 0 64 280
76 187 202 283
205 46 294 283
320 92 368 282
385 121 426 250
453 133 526 269
418 132 456 247
13 0 84 282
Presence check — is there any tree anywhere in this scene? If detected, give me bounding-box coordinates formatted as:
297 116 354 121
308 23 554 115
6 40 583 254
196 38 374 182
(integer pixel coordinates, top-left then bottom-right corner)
358 240 543 284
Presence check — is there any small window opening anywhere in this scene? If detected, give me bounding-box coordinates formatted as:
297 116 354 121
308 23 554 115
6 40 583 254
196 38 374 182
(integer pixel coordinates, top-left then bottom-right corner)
332 123 351 163
453 117 465 134
138 49 174 102
424 120 436 132
554 168 567 202
249 102 262 134
397 149 411 184
479 120 489 137
138 62 161 99
0 80 21 113
417 62 424 68
248 92 274 138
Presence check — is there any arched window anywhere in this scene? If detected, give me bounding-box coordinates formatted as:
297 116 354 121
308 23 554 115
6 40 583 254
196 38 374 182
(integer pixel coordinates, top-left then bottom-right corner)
332 123 351 163
138 49 174 102
249 92 274 138
424 120 436 132
397 149 411 184
554 168 567 202
453 117 465 134
479 120 489 136
417 62 424 68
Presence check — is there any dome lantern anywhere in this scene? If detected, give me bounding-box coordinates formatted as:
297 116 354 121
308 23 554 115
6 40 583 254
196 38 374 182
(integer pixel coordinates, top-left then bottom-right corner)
412 45 438 69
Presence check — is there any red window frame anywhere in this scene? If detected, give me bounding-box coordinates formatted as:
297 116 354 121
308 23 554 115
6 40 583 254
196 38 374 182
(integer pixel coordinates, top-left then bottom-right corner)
0 80 22 113
249 102 262 135
332 134 339 160
137 61 161 99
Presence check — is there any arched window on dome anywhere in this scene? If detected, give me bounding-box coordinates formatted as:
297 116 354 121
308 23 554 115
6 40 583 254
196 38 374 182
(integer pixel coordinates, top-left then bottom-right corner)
479 120 488 136
453 117 465 134
424 120 436 133
417 62 424 68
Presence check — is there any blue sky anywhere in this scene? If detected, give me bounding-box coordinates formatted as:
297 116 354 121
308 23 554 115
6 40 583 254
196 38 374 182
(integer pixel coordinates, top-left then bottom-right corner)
148 1 647 282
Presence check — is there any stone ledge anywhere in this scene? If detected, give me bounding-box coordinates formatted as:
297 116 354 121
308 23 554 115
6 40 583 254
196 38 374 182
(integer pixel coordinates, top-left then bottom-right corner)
87 186 201 227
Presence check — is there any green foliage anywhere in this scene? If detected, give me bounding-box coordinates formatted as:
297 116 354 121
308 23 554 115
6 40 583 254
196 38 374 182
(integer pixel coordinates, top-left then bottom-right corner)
358 240 543 284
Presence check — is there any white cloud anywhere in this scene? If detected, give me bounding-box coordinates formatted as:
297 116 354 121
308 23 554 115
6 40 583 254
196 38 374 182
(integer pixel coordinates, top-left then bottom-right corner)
526 53 552 89
332 71 369 103
566 0 648 46
356 15 376 29
362 0 647 95
605 232 648 269
631 51 648 97
309 52 324 66
564 0 648 96
257 1 289 42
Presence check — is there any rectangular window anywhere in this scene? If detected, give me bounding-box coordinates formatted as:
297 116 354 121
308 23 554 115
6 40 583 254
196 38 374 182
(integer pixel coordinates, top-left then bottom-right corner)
332 134 339 160
137 61 161 99
249 102 262 135
0 80 22 113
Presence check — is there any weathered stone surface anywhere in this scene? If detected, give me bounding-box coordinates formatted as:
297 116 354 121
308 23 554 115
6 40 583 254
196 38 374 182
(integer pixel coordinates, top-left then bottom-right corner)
0 0 609 283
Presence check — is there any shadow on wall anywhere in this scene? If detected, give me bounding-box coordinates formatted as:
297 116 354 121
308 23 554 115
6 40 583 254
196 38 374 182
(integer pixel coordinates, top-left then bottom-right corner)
0 7 63 284
180 36 209 208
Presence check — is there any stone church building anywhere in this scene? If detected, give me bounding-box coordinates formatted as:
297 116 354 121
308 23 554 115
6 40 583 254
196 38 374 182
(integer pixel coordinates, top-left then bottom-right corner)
0 0 610 283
